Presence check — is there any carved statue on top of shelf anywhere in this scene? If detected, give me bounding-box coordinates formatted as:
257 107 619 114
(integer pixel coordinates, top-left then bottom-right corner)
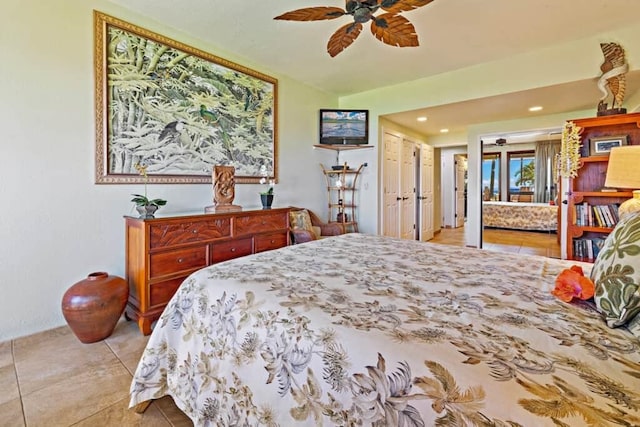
205 165 242 213
597 42 628 116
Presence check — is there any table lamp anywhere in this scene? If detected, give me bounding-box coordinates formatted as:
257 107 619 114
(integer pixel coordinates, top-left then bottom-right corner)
605 145 640 220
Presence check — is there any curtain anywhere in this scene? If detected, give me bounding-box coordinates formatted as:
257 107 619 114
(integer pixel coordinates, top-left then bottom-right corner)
534 140 561 203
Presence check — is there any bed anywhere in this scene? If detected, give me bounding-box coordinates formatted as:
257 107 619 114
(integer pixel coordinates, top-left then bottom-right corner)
483 201 558 231
129 233 640 426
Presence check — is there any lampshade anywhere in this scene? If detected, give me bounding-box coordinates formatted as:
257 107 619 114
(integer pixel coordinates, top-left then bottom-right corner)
605 145 640 220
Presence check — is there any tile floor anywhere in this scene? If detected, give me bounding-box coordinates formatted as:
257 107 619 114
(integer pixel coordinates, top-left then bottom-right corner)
430 225 561 259
0 319 192 426
0 226 559 426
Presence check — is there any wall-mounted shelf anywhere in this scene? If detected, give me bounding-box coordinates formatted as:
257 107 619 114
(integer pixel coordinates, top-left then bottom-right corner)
314 144 373 165
313 144 373 151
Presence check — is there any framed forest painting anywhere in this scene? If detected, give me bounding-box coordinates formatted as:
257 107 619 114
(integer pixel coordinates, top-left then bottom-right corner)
94 11 278 184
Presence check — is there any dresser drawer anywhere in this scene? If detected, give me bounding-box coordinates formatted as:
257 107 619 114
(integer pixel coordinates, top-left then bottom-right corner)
149 276 185 308
211 238 253 263
254 232 288 253
235 212 287 235
149 218 231 248
149 246 207 278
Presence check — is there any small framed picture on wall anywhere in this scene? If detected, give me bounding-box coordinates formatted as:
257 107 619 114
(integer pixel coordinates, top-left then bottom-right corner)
589 135 628 156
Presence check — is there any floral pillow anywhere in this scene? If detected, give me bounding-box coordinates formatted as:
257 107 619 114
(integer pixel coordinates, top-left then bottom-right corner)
289 210 316 238
590 212 640 329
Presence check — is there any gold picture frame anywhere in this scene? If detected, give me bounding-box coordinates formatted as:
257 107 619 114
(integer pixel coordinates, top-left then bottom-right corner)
589 135 628 156
94 11 278 184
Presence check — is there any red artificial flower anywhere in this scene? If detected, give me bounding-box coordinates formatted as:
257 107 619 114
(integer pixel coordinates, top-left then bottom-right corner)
552 265 595 302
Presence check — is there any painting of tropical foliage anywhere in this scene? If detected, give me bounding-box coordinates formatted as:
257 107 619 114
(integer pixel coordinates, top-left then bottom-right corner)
94 12 277 184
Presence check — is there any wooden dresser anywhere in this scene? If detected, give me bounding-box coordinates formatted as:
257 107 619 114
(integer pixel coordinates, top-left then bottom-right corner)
124 207 290 334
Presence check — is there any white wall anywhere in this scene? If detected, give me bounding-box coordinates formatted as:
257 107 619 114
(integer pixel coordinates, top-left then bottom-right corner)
0 0 337 341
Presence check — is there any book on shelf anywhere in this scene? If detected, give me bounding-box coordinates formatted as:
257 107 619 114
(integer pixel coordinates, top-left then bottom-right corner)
592 237 606 259
592 205 605 227
573 237 607 260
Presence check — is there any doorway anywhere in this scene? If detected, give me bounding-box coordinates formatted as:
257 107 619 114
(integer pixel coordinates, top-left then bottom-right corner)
478 130 562 253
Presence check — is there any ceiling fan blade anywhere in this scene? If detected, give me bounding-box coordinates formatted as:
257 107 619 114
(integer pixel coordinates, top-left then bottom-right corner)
327 22 363 57
371 13 419 47
380 0 434 13
274 7 346 21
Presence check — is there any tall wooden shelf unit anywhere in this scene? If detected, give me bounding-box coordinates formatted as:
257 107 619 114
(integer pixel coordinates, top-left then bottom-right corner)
314 144 372 233
565 113 640 261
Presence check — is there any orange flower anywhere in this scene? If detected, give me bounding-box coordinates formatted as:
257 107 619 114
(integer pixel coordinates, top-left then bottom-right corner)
552 265 595 302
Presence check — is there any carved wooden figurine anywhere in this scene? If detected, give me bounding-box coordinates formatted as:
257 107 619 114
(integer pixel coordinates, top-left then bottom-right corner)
205 165 242 212
597 42 628 116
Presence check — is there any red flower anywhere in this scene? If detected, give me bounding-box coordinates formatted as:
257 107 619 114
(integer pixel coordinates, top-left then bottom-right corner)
552 265 595 302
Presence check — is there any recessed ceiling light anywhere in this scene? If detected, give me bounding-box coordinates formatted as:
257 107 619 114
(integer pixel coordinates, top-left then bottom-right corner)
440 128 449 133
417 116 427 122
529 106 543 112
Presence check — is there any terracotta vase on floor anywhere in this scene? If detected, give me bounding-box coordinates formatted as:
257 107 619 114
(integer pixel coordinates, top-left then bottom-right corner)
61 272 129 344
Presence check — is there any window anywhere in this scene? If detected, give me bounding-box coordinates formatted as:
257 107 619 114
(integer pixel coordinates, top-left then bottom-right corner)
508 151 535 201
482 153 501 201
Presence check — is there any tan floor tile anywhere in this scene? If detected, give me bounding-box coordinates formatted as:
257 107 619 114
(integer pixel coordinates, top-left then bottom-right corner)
21 358 131 426
73 397 171 427
0 398 25 427
154 396 193 426
0 340 13 367
0 340 19 407
0 364 20 406
104 320 150 375
13 326 118 396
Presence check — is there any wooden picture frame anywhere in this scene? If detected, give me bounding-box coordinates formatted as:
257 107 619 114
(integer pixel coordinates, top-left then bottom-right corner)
94 11 278 184
589 135 628 156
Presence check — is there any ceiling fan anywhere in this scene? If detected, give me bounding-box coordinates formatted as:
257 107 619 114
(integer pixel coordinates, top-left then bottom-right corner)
274 0 435 57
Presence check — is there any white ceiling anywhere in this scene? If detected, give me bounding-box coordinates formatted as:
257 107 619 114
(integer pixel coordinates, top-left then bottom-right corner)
104 0 640 139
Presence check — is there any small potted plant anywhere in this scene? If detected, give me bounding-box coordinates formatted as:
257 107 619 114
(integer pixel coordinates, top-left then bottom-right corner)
131 163 167 218
259 165 275 209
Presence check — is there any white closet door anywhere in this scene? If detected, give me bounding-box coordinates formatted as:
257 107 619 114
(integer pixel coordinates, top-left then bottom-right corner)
454 154 466 228
400 139 416 240
382 132 400 238
419 144 434 241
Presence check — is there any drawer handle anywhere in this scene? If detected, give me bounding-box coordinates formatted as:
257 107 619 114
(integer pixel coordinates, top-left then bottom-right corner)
192 229 198 234
230 248 236 252
177 258 184 263
270 240 275 244
261 221 266 225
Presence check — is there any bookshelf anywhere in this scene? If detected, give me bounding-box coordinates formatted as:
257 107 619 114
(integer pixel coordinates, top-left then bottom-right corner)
564 113 640 261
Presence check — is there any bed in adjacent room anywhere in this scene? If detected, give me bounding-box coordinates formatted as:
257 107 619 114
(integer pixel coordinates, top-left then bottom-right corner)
483 200 558 231
129 233 640 426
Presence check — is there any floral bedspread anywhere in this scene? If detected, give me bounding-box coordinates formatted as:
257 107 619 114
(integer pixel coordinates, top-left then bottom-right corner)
483 201 557 231
130 233 640 426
